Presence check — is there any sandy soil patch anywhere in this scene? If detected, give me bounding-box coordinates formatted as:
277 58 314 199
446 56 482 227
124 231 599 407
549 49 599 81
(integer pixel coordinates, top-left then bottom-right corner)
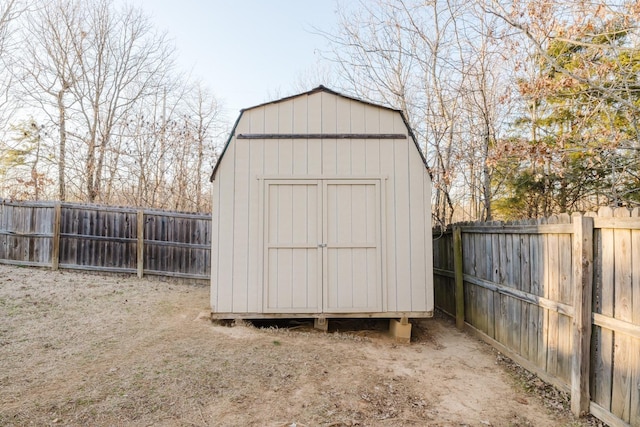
0 265 599 426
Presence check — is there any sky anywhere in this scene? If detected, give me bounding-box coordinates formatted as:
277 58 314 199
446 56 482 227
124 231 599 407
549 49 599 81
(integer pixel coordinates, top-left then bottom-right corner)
131 0 341 119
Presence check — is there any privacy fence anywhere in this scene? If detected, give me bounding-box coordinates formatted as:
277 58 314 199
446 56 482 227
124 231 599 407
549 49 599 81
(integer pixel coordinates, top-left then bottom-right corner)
433 207 640 427
0 200 211 281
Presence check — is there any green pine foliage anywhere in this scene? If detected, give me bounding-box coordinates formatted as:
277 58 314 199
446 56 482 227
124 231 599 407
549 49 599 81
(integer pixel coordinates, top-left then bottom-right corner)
493 20 640 220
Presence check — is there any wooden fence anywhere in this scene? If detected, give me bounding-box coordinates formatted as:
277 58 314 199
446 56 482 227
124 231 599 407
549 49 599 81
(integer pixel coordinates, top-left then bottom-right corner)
0 200 211 281
433 207 640 427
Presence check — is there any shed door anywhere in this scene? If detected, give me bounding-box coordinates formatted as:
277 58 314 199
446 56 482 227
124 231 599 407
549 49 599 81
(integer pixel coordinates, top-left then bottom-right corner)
324 180 382 313
264 179 382 314
264 181 322 313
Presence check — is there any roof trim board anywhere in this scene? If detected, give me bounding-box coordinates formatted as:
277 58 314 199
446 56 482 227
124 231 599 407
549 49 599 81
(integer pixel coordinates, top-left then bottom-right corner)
237 133 407 140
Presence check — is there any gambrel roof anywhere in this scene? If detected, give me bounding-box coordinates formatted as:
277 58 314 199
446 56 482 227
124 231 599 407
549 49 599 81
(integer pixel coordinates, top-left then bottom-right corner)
210 85 429 181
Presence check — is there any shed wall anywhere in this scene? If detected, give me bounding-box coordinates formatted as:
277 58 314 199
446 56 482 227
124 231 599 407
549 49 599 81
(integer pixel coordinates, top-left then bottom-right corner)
211 91 433 315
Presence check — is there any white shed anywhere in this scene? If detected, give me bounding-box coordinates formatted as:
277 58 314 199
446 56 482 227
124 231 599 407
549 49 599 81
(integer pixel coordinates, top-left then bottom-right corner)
210 86 433 322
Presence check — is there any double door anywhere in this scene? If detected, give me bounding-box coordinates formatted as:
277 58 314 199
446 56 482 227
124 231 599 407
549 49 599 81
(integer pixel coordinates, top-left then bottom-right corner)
264 179 382 313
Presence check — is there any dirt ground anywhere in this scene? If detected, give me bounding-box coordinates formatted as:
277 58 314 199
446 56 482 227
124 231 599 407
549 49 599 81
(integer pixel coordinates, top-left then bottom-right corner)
0 265 603 427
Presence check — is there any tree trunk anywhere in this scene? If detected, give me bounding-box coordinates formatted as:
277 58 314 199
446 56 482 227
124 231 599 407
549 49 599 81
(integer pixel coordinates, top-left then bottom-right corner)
57 88 67 201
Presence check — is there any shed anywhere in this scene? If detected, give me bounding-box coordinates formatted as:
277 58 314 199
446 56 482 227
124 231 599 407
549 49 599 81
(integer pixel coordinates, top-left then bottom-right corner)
210 86 433 323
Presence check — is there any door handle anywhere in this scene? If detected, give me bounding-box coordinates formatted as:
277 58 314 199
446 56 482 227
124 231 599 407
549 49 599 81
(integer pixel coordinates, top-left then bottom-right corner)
318 243 327 248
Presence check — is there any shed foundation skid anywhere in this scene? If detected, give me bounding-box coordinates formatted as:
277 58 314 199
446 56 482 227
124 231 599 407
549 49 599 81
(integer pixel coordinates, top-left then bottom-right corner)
209 312 434 320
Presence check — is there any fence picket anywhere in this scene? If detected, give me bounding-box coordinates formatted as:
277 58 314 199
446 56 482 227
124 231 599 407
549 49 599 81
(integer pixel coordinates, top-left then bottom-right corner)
612 207 633 422
454 227 464 330
519 228 531 358
464 232 474 328
528 224 541 365
571 213 593 416
631 208 640 427
490 233 499 342
558 213 573 383
595 206 615 412
508 225 518 351
485 231 495 339
546 215 560 377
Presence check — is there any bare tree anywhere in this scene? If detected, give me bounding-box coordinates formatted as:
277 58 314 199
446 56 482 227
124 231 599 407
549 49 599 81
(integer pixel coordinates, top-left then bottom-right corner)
8 0 83 200
454 5 517 221
12 0 174 203
0 0 236 212
111 79 224 212
65 0 174 203
324 0 445 221
184 83 224 211
325 0 517 224
0 0 25 138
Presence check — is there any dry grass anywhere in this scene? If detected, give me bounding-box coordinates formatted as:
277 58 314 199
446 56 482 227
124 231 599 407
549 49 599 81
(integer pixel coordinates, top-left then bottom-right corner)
0 265 596 426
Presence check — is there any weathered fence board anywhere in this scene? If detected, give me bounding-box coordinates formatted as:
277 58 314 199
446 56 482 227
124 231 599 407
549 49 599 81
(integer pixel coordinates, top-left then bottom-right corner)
434 208 640 426
143 211 211 279
0 203 55 266
59 205 139 273
0 200 211 281
433 229 455 316
632 210 640 427
611 208 633 421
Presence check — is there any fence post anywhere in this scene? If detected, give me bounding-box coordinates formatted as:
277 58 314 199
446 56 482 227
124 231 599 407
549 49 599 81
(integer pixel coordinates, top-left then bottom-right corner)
453 226 465 330
137 210 144 278
51 203 61 270
571 213 594 417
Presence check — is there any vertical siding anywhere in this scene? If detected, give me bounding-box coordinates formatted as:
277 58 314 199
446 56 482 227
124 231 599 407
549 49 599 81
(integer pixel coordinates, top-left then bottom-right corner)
393 113 412 311
364 106 381 175
423 174 435 311
307 94 322 175
278 102 294 175
231 131 250 312
212 111 242 312
264 104 279 174
321 91 337 133
210 155 220 307
292 95 308 176
322 93 338 176
379 109 398 312
335 97 352 175
352 117 366 148
409 133 428 311
308 93 322 133
246 108 265 311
